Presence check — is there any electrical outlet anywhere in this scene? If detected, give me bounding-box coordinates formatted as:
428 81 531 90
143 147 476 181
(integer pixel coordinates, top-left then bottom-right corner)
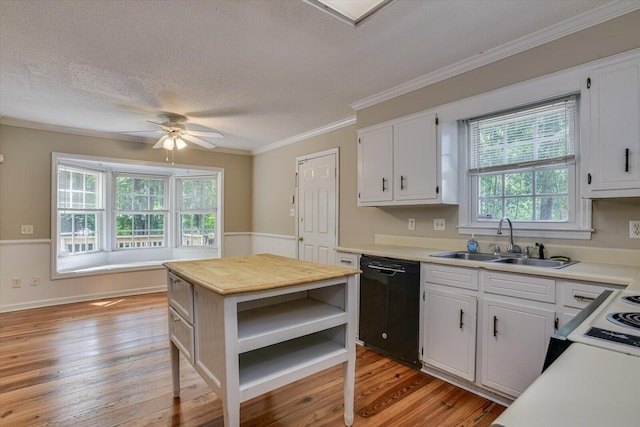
30 276 41 286
434 218 445 231
408 217 416 231
630 221 640 239
12 278 21 288
21 224 34 234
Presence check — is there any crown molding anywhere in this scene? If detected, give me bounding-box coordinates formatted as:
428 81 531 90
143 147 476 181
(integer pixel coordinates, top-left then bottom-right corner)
350 1 640 111
0 117 252 156
252 115 356 155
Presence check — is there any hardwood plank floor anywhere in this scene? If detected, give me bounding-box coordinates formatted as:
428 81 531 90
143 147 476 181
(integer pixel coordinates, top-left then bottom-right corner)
0 293 505 426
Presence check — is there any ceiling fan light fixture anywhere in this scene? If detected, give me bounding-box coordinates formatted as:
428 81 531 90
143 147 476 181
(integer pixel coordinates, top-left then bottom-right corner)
163 136 175 151
175 136 187 150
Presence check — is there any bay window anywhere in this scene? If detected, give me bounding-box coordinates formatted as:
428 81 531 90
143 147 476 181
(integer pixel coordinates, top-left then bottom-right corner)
53 153 223 277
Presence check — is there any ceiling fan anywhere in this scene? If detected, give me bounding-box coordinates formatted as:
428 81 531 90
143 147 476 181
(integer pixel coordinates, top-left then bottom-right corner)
147 114 223 150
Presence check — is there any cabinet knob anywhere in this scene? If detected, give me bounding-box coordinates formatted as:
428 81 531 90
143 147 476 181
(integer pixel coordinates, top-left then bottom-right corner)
298 237 303 241
381 332 388 340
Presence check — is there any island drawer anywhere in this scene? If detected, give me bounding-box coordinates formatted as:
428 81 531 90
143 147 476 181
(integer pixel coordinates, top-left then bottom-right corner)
482 271 555 303
169 307 194 363
423 263 479 290
168 272 194 323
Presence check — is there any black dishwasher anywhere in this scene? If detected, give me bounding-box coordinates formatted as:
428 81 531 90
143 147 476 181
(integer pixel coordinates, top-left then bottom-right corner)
359 255 421 368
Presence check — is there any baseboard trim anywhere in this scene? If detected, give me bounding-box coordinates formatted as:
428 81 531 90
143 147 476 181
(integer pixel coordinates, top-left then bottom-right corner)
0 285 166 313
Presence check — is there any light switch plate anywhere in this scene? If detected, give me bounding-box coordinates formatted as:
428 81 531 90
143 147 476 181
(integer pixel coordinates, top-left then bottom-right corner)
20 225 33 234
630 221 640 238
434 219 445 231
408 217 416 231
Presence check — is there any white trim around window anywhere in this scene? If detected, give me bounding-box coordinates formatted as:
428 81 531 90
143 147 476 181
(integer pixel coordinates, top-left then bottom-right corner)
51 153 224 279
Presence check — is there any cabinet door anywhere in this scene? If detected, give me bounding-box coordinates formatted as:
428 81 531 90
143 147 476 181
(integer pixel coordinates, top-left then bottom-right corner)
394 113 438 201
357 126 393 204
586 56 640 196
481 298 555 397
423 288 476 381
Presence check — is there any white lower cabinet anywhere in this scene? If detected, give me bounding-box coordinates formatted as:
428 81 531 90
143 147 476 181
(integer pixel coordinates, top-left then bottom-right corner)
481 298 555 397
423 288 477 381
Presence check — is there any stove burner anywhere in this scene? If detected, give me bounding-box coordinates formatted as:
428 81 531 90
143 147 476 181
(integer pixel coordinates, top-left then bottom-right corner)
607 312 640 330
621 295 640 306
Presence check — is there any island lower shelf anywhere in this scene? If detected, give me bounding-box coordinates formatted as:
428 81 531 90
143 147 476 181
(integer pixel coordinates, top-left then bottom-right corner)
239 331 348 401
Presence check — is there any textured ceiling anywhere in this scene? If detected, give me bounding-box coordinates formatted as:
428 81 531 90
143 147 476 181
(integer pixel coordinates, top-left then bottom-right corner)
0 0 627 153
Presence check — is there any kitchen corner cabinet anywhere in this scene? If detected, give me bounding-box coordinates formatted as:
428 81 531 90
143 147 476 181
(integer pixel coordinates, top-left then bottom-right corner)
582 52 640 198
357 111 456 206
481 298 555 397
481 271 556 397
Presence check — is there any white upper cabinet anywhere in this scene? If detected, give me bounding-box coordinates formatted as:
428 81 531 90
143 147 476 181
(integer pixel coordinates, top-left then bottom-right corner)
357 111 457 206
394 113 438 202
583 52 640 198
356 125 393 204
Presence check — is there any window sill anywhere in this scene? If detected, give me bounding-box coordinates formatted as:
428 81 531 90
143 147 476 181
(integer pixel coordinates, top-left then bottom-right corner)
54 253 220 280
458 226 593 240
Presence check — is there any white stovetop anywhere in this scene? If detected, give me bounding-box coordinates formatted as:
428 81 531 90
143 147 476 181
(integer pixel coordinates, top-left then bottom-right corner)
491 343 640 427
568 290 640 357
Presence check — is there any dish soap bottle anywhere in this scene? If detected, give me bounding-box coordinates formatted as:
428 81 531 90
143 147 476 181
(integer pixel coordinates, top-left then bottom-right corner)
467 234 479 253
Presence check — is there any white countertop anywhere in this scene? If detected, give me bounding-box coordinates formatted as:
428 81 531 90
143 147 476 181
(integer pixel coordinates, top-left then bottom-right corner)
335 243 640 291
490 343 640 427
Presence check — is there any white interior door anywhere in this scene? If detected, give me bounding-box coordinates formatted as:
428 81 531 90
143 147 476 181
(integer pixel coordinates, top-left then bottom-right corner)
297 150 338 264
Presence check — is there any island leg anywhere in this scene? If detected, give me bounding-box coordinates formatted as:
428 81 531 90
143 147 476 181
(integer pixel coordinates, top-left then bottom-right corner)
343 358 355 426
170 340 180 398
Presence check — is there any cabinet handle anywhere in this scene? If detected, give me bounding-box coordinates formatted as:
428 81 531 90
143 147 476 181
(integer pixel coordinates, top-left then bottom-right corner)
574 294 596 302
340 259 353 265
493 315 498 337
459 309 464 329
382 177 387 192
172 315 180 323
400 175 406 190
625 148 630 172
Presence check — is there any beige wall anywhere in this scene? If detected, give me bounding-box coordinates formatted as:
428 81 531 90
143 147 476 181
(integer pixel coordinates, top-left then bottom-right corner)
252 10 640 251
0 125 252 240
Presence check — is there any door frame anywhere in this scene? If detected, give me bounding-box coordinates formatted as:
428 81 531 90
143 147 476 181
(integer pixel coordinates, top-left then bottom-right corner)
295 148 340 262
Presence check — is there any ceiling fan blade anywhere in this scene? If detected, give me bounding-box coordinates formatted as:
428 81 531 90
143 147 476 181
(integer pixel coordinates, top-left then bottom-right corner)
187 130 224 138
147 120 165 127
182 133 216 149
153 135 170 149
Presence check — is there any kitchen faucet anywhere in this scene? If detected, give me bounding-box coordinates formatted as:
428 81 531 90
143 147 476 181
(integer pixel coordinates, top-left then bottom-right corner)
497 217 521 253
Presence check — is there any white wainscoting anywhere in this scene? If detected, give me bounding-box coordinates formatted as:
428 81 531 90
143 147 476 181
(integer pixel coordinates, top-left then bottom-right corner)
0 233 297 312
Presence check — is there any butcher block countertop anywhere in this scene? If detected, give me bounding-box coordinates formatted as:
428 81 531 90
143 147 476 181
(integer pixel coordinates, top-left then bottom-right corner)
163 253 359 295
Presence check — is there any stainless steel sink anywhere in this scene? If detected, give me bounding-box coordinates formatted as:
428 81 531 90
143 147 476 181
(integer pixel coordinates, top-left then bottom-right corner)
492 257 578 269
430 251 578 269
430 251 503 261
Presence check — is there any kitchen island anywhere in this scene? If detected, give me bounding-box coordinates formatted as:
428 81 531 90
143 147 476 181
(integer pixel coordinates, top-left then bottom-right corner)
164 254 359 427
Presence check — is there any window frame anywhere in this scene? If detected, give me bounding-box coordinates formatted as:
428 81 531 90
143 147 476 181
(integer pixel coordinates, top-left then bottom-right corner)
56 164 105 257
176 176 219 249
112 173 170 251
455 94 592 240
51 153 223 278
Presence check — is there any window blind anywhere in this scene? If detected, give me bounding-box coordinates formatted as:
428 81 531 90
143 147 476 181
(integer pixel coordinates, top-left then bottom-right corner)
469 96 576 173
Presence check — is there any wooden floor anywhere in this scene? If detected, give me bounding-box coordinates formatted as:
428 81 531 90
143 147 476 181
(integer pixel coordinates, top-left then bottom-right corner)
0 293 505 426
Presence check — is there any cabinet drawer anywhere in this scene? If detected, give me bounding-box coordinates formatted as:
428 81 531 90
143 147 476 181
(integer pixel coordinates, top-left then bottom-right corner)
335 252 359 269
423 263 479 290
482 271 555 303
168 272 194 323
169 307 194 363
560 281 617 309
